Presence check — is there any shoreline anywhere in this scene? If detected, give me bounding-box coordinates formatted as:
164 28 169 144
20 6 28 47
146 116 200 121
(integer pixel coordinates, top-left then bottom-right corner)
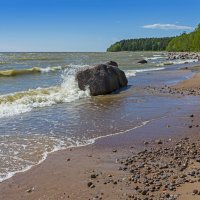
1 61 200 199
1 107 200 200
0 120 150 184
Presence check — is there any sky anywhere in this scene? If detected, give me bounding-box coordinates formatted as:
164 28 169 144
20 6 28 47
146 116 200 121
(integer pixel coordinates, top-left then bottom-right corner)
0 0 199 52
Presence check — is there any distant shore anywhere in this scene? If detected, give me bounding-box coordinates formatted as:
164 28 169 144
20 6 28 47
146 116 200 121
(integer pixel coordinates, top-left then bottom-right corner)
1 61 200 200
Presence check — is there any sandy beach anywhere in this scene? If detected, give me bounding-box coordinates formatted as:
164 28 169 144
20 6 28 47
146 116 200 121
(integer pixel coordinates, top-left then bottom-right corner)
1 64 200 200
0 0 200 199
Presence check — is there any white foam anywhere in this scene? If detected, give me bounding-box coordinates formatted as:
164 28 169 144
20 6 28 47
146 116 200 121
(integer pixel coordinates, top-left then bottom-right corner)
40 66 63 73
0 137 67 182
145 56 166 61
0 120 150 183
86 120 150 144
158 59 198 66
125 67 165 77
0 68 90 118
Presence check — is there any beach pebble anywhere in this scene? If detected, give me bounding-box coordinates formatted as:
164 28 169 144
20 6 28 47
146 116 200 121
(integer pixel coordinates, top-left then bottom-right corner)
196 157 200 162
193 189 198 194
90 173 97 179
87 182 93 187
155 140 162 144
26 187 34 193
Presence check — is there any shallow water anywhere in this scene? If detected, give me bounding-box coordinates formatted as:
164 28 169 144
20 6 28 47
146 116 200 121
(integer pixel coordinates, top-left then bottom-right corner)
0 51 198 182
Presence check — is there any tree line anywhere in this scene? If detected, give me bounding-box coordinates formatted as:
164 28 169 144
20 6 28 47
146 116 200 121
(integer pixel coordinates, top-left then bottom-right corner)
107 24 200 52
166 24 200 52
107 37 174 52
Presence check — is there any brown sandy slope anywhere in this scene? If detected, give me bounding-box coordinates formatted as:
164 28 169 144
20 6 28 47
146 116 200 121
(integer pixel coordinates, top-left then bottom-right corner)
173 73 200 89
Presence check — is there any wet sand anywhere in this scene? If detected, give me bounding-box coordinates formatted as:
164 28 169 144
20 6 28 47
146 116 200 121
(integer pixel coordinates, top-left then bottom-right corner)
173 72 200 89
1 69 200 200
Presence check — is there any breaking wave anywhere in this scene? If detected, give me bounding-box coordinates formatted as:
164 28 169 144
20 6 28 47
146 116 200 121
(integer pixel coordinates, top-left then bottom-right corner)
125 67 165 77
0 66 66 76
0 68 90 118
157 59 199 66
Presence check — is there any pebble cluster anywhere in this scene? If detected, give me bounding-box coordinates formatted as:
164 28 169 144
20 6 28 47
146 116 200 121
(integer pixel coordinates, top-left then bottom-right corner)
86 136 200 200
118 137 200 199
167 52 200 60
145 85 200 96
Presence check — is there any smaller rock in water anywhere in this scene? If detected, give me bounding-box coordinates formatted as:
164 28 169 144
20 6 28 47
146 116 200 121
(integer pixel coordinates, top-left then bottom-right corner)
105 61 118 67
138 59 148 64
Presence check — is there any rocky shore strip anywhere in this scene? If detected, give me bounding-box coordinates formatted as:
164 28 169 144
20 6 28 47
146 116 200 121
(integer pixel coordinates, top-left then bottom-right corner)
85 135 200 200
167 52 200 61
145 85 200 97
117 136 200 200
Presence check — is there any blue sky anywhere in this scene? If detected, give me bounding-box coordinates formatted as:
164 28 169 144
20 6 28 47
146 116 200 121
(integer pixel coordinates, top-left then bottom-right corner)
0 0 199 52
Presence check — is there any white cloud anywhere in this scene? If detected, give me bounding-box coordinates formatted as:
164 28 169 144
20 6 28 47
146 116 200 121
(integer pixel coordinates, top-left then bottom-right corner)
142 24 193 30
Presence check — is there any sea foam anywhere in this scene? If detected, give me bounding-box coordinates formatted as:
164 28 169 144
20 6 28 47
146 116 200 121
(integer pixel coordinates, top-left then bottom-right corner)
125 67 165 77
0 68 90 118
0 66 65 76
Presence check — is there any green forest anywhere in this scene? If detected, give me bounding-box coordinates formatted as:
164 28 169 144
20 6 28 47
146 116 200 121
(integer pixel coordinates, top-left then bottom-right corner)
166 25 200 52
107 37 173 52
107 24 200 52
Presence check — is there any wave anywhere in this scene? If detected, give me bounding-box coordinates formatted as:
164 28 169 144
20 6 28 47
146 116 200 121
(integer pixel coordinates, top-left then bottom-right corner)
0 66 66 76
0 61 9 65
0 120 150 183
157 59 198 66
0 66 165 118
0 68 90 118
125 67 165 77
145 56 167 61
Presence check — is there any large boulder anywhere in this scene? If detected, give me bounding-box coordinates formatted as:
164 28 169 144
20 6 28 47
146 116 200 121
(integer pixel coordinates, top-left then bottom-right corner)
76 62 128 96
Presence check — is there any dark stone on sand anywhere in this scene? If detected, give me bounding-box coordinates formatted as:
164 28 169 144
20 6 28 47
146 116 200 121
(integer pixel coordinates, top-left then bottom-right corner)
26 188 34 193
113 181 118 185
91 174 97 179
138 59 148 64
90 184 95 188
76 63 128 96
87 182 93 187
196 157 200 162
193 189 198 194
155 139 163 144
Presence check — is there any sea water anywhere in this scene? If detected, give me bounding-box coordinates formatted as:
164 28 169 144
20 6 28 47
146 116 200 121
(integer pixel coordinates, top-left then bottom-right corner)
0 51 197 182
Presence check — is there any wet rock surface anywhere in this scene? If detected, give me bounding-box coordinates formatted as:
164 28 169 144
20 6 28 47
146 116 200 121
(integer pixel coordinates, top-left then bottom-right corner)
76 62 128 96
